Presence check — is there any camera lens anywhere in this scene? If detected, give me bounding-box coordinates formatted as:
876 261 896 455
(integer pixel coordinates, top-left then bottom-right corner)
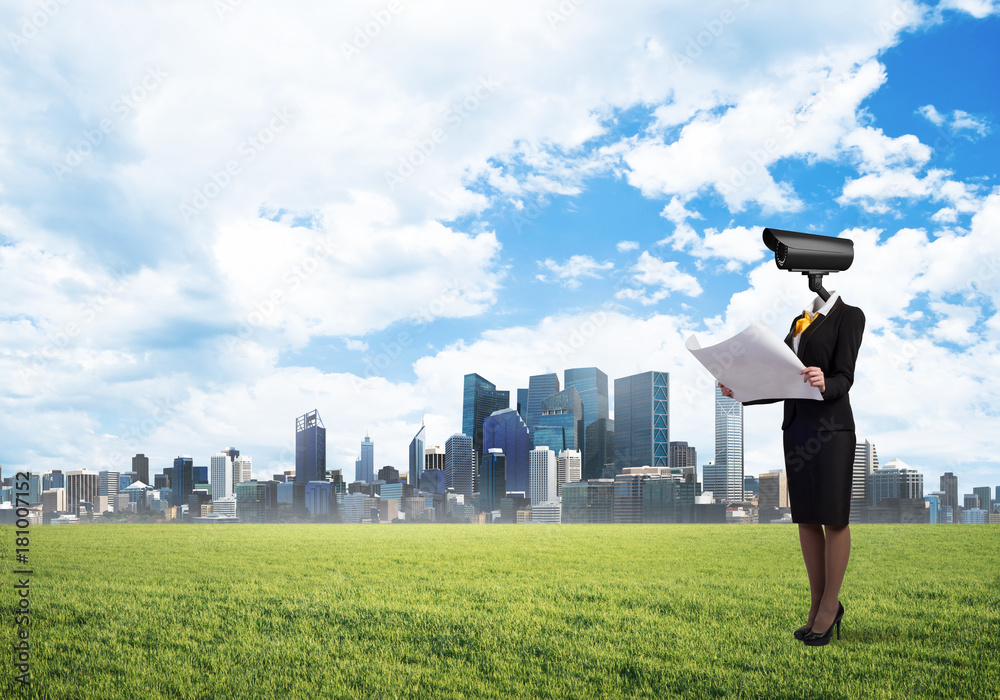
776 242 788 266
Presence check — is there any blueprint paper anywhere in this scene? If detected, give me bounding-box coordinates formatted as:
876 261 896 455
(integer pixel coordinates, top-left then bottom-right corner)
685 321 823 402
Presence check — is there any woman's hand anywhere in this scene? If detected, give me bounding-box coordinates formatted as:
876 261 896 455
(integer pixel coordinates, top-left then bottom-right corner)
800 366 825 394
718 382 734 398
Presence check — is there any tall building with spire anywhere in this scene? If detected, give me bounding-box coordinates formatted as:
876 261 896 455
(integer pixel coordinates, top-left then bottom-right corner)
409 423 426 490
356 433 374 483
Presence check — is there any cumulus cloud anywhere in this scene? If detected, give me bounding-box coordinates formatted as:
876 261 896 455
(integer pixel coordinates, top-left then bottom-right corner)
615 251 702 305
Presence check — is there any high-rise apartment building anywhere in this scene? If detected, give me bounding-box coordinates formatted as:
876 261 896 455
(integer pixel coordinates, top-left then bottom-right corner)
851 439 879 523
66 469 100 513
556 449 582 495
758 469 789 514
233 455 252 484
529 446 557 505
445 433 474 498
211 451 235 500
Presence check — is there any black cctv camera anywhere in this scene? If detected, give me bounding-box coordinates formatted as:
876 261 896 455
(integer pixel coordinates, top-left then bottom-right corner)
762 228 854 301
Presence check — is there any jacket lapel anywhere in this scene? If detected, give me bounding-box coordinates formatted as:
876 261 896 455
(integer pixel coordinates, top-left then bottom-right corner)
797 297 843 359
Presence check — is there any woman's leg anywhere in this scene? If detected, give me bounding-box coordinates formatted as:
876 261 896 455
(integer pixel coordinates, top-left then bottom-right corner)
798 523 826 626
811 524 851 633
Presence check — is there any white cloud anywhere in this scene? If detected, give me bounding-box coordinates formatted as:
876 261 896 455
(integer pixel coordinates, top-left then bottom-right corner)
344 339 369 352
838 168 982 215
616 251 702 305
937 0 1000 18
537 255 614 289
616 240 639 252
917 104 991 138
917 104 946 126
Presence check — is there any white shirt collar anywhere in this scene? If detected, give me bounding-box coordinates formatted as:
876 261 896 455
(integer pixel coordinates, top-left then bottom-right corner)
806 290 840 317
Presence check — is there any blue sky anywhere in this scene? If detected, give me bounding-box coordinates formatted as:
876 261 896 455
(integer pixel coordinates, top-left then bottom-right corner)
1 0 999 497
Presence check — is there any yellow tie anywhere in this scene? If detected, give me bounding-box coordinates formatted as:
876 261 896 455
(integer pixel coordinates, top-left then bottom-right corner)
794 311 818 337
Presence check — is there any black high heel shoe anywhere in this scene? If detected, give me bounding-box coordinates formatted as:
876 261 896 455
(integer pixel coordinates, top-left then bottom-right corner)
793 600 841 641
802 602 845 647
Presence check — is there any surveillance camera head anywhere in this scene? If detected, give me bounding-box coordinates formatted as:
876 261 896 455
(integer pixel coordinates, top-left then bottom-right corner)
762 228 854 274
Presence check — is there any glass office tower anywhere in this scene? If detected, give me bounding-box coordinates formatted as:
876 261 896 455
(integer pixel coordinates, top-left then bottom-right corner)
409 424 426 490
462 374 510 464
526 373 560 431
483 408 532 498
295 410 327 484
538 387 584 451
715 384 744 502
479 448 507 512
614 371 669 471
172 456 194 507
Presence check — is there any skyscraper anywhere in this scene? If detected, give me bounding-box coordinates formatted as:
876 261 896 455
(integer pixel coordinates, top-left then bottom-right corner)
870 458 923 506
614 371 669 472
669 441 698 473
714 383 743 502
538 387 584 452
940 472 959 522
479 448 506 513
445 433 474 498
295 411 326 485
66 469 99 513
516 388 529 420
483 408 532 498
556 449 582 495
98 470 120 500
234 455 252 484
409 424 426 490
211 451 235 500
462 373 510 465
356 434 374 483
132 454 150 485
172 457 194 508
425 446 446 472
758 469 789 514
526 373 560 431
851 440 879 523
529 446 557 505
583 418 614 481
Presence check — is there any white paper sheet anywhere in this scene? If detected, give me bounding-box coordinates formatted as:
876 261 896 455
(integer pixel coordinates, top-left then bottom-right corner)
685 321 823 403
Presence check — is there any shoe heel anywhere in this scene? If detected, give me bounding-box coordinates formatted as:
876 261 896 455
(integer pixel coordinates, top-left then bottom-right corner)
836 620 841 640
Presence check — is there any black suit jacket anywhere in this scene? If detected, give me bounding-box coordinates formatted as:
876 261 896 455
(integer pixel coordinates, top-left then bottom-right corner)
745 297 865 432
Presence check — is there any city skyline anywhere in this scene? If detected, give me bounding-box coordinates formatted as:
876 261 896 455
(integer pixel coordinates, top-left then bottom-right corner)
1 3 999 493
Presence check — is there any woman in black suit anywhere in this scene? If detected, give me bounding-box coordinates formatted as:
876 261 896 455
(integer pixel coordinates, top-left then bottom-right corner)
720 290 865 646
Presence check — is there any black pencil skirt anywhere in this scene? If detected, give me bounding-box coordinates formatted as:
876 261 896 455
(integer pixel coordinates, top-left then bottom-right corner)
783 419 856 526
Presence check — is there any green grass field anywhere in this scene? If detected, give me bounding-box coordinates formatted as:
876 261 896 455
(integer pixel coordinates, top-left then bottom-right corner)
2 523 998 699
